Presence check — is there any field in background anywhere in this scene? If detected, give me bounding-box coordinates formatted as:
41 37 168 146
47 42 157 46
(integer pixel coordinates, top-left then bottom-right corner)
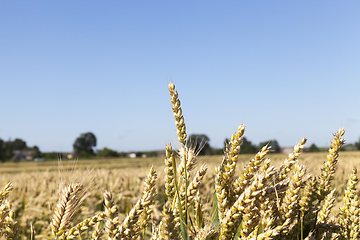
1 151 360 175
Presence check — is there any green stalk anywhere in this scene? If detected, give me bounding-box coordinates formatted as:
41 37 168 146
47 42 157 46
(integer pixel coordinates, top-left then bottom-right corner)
233 222 242 240
171 155 188 240
211 190 220 227
184 154 188 226
196 197 205 229
301 212 304 240
141 228 145 240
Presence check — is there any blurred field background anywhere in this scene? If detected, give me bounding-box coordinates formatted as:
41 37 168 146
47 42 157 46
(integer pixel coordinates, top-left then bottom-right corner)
1 150 359 239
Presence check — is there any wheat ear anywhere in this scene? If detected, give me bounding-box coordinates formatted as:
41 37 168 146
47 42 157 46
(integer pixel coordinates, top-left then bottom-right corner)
51 183 84 237
0 201 8 231
220 165 276 240
187 163 208 204
173 163 208 230
104 190 120 239
255 225 284 240
168 81 187 146
317 189 336 224
339 168 358 238
221 124 246 184
232 144 270 201
281 164 306 223
178 145 199 178
117 198 143 239
215 124 245 221
58 212 106 240
4 202 17 240
117 167 157 240
156 206 179 240
91 222 102 240
138 166 157 232
240 164 277 238
318 128 345 201
0 182 13 203
194 224 217 240
349 196 360 240
164 144 176 202
0 182 13 235
299 175 317 214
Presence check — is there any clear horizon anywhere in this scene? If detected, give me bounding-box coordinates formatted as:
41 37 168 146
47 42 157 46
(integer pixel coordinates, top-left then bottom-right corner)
1 1 360 153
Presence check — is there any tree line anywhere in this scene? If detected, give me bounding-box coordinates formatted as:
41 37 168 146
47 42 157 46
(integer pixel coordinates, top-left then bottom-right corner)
192 134 360 155
1 132 360 162
0 138 41 162
188 134 281 156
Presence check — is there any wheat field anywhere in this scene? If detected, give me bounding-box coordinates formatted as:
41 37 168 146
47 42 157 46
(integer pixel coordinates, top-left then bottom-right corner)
1 82 360 239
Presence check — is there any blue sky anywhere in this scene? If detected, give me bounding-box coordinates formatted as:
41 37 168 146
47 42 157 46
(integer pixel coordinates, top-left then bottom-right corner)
1 1 359 153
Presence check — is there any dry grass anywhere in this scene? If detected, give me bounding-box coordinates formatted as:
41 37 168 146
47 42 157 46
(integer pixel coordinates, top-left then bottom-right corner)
0 82 360 239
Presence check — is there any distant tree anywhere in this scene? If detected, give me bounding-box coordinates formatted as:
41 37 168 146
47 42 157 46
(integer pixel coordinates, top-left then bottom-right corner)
308 143 319 152
42 152 61 160
356 138 360 150
187 134 211 155
258 140 280 153
212 148 224 155
3 141 14 159
0 138 28 160
241 137 257 154
224 137 256 154
139 151 158 157
341 143 357 152
12 138 27 150
96 147 119 158
73 132 97 157
223 138 230 152
222 137 257 154
31 145 42 158
0 139 5 162
0 138 42 161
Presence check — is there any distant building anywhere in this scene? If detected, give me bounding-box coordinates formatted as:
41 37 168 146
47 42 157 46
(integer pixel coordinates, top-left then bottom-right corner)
127 152 141 158
155 150 166 157
60 152 74 159
12 150 35 161
280 147 295 154
280 146 309 153
126 150 166 158
55 152 74 159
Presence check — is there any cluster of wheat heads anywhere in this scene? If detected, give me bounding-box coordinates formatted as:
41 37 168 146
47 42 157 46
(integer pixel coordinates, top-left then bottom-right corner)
0 82 359 239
